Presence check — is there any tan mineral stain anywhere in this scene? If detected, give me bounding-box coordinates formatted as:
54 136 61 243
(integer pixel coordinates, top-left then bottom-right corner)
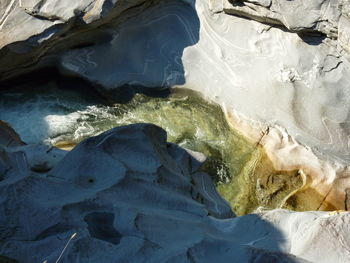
224 107 349 213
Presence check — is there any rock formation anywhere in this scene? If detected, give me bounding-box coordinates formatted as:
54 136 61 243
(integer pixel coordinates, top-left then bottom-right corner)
2 0 350 212
2 0 350 262
1 0 349 160
1 123 350 263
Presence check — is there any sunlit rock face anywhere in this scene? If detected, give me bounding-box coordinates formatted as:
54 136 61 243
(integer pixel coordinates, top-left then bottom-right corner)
1 123 350 263
222 0 340 38
54 0 350 166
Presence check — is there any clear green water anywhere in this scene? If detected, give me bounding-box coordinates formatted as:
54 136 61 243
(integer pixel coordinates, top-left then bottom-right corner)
0 85 304 215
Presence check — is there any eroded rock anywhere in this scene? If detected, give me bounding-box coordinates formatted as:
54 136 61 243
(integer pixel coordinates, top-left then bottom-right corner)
0 0 150 80
223 0 340 38
1 0 350 166
0 124 349 262
0 120 25 147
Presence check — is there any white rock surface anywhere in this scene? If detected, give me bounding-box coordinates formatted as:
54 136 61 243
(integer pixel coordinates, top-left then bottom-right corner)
1 123 350 263
223 0 340 38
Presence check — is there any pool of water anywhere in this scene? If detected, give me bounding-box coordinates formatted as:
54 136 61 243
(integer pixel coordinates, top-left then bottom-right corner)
0 83 304 215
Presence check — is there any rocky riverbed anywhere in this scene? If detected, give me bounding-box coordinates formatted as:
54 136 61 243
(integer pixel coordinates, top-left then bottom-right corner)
0 123 349 263
0 84 308 216
2 0 350 262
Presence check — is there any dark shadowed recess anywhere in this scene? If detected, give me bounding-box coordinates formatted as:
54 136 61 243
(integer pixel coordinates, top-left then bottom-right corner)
0 69 173 107
102 84 171 104
84 212 122 245
0 67 106 103
0 67 171 104
297 32 327 46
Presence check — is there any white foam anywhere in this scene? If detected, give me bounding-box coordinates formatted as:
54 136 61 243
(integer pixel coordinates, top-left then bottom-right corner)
0 89 104 145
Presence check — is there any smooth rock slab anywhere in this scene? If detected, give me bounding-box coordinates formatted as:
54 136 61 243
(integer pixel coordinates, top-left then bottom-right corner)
0 123 349 262
223 0 340 38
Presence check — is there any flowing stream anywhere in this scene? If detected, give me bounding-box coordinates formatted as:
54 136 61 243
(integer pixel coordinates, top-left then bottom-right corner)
0 83 304 215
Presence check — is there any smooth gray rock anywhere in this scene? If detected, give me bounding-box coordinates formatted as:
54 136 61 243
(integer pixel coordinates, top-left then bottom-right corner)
339 7 350 55
0 0 149 79
224 0 341 38
0 124 349 262
222 0 350 62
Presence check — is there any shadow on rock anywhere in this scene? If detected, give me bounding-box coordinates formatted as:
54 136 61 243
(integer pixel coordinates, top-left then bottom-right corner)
0 123 314 263
58 0 200 102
